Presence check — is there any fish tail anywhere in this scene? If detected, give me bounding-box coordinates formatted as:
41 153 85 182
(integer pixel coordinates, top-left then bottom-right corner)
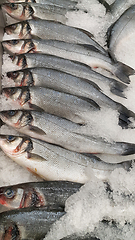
118 104 135 129
117 142 135 156
114 62 135 84
110 80 127 98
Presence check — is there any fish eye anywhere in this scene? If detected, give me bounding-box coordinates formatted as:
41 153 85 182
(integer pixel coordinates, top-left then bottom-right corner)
4 188 14 199
7 110 16 116
10 3 18 10
11 40 19 45
7 71 19 79
10 88 16 95
6 135 16 142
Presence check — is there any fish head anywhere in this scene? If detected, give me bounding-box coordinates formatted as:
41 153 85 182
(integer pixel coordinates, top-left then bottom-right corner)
0 110 33 128
4 21 31 39
2 3 34 21
0 135 33 158
0 222 20 240
2 87 30 106
0 186 24 209
2 39 35 54
7 70 34 87
10 54 28 68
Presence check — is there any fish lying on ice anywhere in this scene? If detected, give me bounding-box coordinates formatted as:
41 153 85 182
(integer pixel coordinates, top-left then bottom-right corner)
3 19 95 45
0 181 82 210
3 39 134 84
4 53 127 99
6 0 80 7
2 2 79 23
0 205 65 240
1 86 100 124
107 5 135 60
1 85 135 129
2 109 135 153
0 135 132 182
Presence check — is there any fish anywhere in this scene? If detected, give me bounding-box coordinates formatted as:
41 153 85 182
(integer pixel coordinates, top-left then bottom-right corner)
0 181 82 210
3 39 134 84
0 135 132 182
3 19 95 45
107 5 135 60
1 86 100 124
6 0 79 8
5 53 128 99
60 235 97 240
0 205 65 240
1 70 134 129
2 37 107 57
2 2 78 24
1 109 133 154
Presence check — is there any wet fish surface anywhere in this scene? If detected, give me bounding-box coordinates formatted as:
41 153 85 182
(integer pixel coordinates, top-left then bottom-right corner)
3 39 134 83
1 86 101 124
0 135 131 182
3 19 95 45
0 181 82 210
107 5 135 60
6 0 79 7
0 205 65 240
4 53 128 99
2 2 78 24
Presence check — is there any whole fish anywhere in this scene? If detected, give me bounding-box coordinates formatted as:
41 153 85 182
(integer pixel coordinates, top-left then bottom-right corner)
107 5 135 60
0 205 65 240
2 109 135 153
5 53 128 99
2 2 78 23
0 135 132 182
3 39 134 84
1 86 100 124
0 181 82 210
3 19 95 45
2 38 107 57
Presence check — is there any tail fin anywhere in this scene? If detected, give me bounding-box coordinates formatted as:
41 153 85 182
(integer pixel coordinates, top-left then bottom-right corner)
117 142 135 156
110 79 127 98
118 104 135 129
114 62 135 84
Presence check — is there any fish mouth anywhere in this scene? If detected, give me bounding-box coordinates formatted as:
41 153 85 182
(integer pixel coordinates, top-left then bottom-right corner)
19 188 46 208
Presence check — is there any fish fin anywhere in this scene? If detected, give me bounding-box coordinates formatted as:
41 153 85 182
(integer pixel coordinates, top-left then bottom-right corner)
29 125 46 135
118 104 135 129
0 119 4 128
114 62 135 84
79 96 100 110
77 28 94 38
82 44 101 53
97 0 111 12
117 142 135 156
28 103 44 111
110 80 127 98
28 152 47 161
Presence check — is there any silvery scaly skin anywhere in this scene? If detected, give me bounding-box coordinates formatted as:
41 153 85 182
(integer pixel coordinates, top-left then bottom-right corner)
107 5 135 60
3 38 134 84
0 205 65 240
0 135 131 182
6 0 79 7
5 53 128 99
0 181 82 210
4 19 95 45
1 109 134 154
2 2 76 24
1 86 100 124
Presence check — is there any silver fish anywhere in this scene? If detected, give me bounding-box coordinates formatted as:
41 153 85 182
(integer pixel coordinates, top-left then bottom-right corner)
2 37 107 56
3 39 134 83
6 53 128 99
107 5 135 60
2 2 77 23
0 135 131 181
3 67 135 129
6 0 79 7
0 181 82 210
4 19 94 45
0 205 65 240
1 86 100 124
